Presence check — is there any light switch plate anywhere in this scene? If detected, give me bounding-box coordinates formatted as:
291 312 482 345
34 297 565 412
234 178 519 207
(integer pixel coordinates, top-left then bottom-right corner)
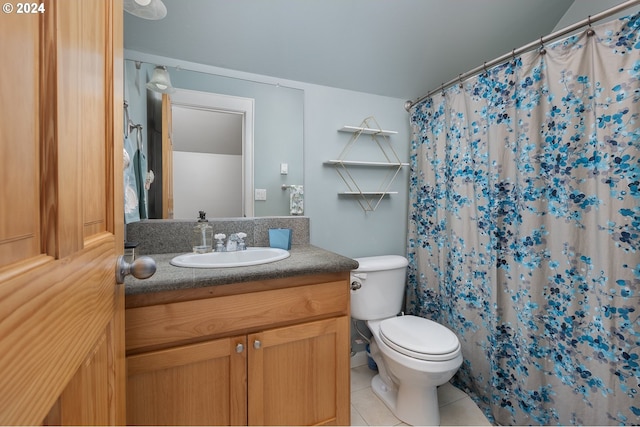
255 188 267 201
280 163 288 175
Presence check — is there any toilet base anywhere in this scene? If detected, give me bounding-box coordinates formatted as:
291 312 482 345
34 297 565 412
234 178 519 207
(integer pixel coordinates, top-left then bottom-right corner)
371 374 397 412
371 374 441 426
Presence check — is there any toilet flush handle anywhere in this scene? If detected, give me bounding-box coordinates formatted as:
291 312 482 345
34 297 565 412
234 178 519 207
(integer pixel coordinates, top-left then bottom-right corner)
351 272 367 291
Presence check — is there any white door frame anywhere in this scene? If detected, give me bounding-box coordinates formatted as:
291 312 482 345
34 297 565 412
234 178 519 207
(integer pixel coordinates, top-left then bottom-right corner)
170 88 255 217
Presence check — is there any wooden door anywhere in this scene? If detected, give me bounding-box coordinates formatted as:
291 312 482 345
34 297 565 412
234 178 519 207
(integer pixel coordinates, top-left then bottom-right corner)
162 93 174 218
146 92 173 219
247 317 351 426
127 336 248 425
0 0 124 424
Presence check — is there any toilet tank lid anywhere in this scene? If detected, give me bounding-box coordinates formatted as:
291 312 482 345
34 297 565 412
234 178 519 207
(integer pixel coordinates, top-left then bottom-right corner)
353 255 408 272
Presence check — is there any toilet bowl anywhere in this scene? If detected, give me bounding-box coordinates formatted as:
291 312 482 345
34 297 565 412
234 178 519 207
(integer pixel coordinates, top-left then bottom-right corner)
350 255 463 426
367 316 462 426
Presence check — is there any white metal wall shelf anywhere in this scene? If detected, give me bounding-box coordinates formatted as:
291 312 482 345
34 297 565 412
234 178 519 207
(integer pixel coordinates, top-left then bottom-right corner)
325 159 409 167
338 191 399 195
326 116 407 212
339 125 398 136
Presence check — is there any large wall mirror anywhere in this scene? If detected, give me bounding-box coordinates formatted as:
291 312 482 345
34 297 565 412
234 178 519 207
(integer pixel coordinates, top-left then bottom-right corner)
124 58 304 219
170 89 252 218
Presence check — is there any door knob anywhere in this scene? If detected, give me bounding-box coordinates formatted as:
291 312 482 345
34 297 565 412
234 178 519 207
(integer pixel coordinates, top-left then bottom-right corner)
115 255 156 284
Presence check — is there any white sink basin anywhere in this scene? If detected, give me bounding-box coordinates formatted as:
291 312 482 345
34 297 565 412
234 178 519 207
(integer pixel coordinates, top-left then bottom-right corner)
170 247 290 268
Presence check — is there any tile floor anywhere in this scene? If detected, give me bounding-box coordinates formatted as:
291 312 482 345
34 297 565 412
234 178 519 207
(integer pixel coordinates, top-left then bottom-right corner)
350 353 492 426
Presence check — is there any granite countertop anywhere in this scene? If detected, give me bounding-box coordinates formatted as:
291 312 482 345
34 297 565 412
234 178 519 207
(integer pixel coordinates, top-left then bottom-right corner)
125 245 359 296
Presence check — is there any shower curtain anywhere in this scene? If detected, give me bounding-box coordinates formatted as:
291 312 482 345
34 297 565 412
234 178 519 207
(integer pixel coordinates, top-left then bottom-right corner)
407 14 639 425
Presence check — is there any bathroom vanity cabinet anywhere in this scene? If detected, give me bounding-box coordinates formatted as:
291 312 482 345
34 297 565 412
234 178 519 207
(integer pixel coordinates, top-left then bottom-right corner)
125 271 351 425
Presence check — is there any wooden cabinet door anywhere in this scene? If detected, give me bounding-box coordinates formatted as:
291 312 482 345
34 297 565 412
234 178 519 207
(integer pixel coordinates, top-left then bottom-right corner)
247 316 351 426
0 0 124 424
127 336 248 425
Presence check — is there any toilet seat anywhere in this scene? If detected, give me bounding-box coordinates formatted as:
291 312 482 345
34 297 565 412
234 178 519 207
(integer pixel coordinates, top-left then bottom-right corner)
378 315 460 362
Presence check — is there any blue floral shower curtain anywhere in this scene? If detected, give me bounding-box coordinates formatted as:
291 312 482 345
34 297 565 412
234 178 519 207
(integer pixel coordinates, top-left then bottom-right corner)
407 14 639 425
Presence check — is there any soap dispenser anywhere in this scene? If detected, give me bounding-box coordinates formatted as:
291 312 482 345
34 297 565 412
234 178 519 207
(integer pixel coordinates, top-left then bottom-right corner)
192 211 213 253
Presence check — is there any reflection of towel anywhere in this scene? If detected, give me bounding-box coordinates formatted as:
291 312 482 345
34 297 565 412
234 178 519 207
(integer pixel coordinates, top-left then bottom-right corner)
124 148 138 214
289 185 304 215
124 185 139 215
124 134 141 224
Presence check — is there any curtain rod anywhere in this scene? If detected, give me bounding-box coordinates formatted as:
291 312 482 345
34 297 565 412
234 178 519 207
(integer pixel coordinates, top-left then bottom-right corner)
405 0 640 111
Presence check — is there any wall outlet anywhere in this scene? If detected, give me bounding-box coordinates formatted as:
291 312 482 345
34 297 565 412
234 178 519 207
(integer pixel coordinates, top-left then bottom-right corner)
280 163 288 175
255 188 267 201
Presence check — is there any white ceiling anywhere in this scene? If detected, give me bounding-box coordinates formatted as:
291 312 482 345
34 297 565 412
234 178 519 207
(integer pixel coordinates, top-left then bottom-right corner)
124 0 578 100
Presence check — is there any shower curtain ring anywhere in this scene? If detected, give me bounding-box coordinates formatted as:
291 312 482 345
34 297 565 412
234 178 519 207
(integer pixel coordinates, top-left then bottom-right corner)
441 83 445 96
458 74 463 88
483 62 488 76
539 36 547 55
586 15 595 37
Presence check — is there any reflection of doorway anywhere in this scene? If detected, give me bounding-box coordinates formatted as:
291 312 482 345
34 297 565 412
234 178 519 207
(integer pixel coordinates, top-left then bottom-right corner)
161 89 254 219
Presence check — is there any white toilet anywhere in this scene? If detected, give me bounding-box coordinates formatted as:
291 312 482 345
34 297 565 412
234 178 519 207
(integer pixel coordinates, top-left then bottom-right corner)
351 255 463 426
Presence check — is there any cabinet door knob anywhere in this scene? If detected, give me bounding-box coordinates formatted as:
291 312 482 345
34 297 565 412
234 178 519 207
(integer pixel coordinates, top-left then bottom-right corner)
236 343 244 353
253 340 261 350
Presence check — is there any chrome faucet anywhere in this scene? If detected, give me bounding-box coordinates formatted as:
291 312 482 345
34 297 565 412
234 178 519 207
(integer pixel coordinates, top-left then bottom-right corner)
237 233 247 251
214 233 226 252
226 234 239 252
215 232 247 252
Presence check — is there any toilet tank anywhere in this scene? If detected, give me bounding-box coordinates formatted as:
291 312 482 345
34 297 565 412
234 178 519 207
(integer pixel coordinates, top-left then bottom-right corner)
350 255 409 321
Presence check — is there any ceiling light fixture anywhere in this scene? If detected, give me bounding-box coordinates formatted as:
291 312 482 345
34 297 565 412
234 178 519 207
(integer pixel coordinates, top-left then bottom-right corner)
146 66 175 94
124 0 167 20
